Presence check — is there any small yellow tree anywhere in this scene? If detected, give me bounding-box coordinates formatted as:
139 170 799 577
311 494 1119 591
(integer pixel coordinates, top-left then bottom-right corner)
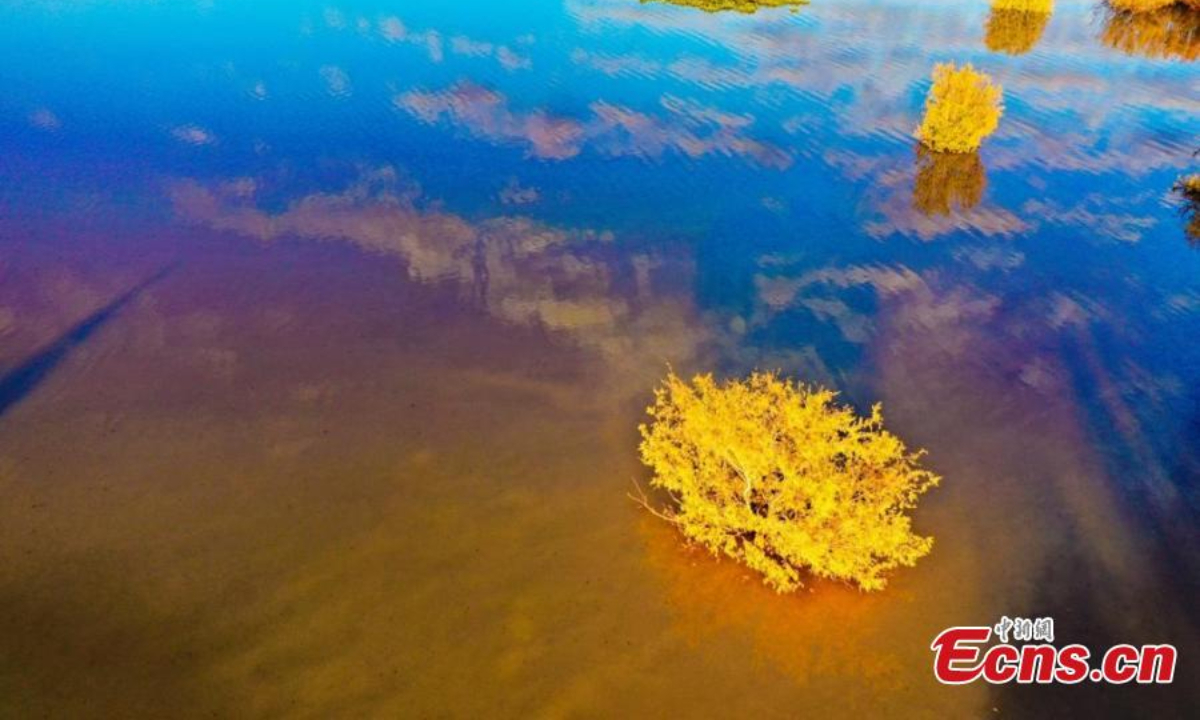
637 372 940 592
916 63 1004 154
1176 175 1200 245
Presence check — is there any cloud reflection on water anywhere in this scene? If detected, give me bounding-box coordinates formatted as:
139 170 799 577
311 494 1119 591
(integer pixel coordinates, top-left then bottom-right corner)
394 83 793 167
169 168 717 386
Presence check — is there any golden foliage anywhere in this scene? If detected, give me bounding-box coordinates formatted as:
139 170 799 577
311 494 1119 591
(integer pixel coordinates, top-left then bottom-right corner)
1101 4 1200 61
913 147 987 216
1176 175 1200 245
985 9 1052 55
992 0 1054 10
1179 174 1200 197
641 0 808 13
637 372 939 592
916 63 1004 154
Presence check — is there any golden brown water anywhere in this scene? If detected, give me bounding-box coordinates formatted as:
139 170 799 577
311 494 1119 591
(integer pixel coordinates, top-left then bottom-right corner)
2 181 1195 717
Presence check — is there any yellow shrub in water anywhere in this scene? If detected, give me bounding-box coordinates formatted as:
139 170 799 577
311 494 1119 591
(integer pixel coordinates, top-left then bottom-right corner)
642 0 808 13
637 372 940 592
916 63 1004 154
1176 175 1200 245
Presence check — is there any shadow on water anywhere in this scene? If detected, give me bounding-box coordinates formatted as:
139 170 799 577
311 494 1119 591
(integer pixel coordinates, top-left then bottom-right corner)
994 334 1200 718
999 555 1200 719
0 265 174 418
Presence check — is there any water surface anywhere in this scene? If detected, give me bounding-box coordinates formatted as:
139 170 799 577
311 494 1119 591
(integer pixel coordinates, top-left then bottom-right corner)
1 0 1198 717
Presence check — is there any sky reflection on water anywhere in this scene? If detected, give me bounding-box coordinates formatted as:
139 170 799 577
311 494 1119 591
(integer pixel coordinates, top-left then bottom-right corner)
1 0 1198 716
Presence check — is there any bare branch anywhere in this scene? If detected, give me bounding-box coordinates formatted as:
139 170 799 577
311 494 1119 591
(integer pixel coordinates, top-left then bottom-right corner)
628 477 680 524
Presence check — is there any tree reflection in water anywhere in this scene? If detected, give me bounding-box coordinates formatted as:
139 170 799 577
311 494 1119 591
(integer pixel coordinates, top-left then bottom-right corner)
1100 4 1200 61
985 8 1052 55
912 147 987 217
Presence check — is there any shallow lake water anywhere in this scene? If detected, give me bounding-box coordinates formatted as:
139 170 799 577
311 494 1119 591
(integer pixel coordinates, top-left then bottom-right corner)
1 0 1198 717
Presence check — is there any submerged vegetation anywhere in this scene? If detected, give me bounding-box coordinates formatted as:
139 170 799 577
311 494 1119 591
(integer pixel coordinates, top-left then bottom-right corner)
637 372 940 592
916 63 1004 154
1101 3 1200 61
985 0 1053 55
1175 175 1200 244
641 0 808 13
913 147 987 216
